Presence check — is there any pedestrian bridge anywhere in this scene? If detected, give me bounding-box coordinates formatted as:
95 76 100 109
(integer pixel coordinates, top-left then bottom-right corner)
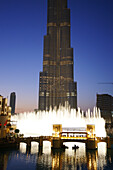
15 135 113 150
15 124 113 150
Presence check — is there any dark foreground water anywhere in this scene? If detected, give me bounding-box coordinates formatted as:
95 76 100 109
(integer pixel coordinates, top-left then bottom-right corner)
0 142 113 170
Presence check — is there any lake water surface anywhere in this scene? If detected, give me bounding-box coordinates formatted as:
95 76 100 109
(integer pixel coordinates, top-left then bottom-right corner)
0 142 113 170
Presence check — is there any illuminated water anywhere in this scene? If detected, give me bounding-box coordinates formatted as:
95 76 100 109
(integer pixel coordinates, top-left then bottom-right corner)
6 106 110 169
1 142 113 170
11 106 106 137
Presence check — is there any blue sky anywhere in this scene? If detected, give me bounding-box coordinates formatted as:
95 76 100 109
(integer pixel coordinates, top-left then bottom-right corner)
0 0 113 112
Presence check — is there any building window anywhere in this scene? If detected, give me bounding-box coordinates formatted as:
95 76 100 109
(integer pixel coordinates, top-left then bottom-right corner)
67 92 70 97
40 92 44 96
111 111 113 117
46 92 49 96
71 92 75 96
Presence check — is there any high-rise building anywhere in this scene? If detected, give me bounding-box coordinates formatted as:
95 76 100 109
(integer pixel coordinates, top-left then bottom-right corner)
10 92 16 115
0 95 11 138
96 94 113 123
38 0 77 110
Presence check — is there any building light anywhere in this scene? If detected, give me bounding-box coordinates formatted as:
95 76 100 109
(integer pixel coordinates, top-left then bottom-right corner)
71 92 75 96
111 111 113 117
67 92 70 96
46 92 49 96
40 92 44 96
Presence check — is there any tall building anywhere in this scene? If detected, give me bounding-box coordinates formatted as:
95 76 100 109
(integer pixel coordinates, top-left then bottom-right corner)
0 95 11 138
10 92 16 115
38 0 77 110
96 94 113 123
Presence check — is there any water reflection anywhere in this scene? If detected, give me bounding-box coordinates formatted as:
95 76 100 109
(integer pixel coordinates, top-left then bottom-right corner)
0 150 9 170
98 142 107 169
31 142 39 154
86 150 97 170
0 142 113 170
20 143 27 153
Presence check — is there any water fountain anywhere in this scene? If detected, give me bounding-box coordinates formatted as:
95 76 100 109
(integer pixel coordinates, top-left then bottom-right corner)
11 104 106 138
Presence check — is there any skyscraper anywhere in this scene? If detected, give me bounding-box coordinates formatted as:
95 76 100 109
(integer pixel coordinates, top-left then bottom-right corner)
10 92 16 115
96 94 113 123
38 0 77 110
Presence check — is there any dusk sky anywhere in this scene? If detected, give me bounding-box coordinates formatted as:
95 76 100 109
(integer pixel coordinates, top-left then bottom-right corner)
0 0 113 112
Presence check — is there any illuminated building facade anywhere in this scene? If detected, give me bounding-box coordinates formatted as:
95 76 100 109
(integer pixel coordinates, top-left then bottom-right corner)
38 0 77 110
0 95 11 138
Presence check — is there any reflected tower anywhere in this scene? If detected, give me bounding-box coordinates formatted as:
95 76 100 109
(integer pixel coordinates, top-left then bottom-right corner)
38 0 77 110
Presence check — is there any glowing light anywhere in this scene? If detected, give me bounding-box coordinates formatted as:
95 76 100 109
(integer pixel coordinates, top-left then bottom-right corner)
11 106 106 137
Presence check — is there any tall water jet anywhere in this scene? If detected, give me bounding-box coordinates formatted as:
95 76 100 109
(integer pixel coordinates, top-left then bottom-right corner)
11 105 106 137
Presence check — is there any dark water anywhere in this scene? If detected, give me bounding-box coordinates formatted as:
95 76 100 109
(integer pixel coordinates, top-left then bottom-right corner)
0 142 113 170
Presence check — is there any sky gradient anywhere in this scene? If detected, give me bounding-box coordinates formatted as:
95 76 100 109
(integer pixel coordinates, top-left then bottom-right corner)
0 0 113 112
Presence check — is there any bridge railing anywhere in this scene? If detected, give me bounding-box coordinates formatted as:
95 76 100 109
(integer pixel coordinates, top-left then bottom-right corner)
59 131 87 139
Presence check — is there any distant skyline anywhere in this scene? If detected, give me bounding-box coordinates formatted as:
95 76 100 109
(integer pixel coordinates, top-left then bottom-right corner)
0 0 113 112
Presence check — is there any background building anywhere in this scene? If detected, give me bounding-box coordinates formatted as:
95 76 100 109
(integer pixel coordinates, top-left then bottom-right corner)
10 92 16 115
0 95 11 138
38 0 77 110
96 94 113 123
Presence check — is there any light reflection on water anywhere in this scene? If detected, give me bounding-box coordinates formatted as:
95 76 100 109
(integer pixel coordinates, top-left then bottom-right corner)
1 142 113 170
98 142 107 169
